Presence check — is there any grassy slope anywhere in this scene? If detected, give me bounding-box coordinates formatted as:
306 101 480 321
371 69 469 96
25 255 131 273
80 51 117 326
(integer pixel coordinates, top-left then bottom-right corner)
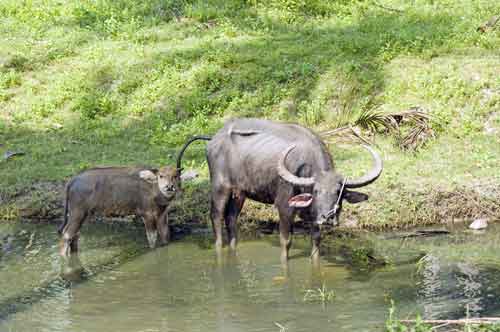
1 0 499 227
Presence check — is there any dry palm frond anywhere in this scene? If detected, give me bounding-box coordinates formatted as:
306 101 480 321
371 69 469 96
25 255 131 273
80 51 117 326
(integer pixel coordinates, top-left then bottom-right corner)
320 126 372 145
390 107 430 125
320 106 433 151
391 107 433 151
319 126 349 138
354 108 397 132
398 122 433 150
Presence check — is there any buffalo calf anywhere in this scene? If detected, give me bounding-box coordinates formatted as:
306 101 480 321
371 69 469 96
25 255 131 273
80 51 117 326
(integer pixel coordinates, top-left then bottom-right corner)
58 166 191 257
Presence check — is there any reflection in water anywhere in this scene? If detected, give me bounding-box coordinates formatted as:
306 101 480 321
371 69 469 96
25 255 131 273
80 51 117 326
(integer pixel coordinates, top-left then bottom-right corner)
419 254 444 318
60 255 86 282
1 222 500 331
417 261 500 320
457 262 482 316
413 230 500 320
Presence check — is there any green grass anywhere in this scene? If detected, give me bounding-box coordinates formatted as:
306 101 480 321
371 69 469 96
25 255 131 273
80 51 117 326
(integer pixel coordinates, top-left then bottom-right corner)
303 283 335 304
386 300 500 332
1 0 499 226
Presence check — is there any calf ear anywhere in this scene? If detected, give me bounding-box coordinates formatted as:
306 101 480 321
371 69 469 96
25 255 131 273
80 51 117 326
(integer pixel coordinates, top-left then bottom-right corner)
288 193 313 208
139 170 158 183
343 190 368 204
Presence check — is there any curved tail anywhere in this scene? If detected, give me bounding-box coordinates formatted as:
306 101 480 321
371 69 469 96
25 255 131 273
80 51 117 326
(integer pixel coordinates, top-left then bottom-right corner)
57 182 71 235
176 135 211 172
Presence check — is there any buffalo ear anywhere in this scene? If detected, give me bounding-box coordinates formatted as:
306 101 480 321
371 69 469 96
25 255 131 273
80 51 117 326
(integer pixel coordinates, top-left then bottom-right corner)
288 193 313 208
180 169 198 182
139 170 158 183
343 190 368 204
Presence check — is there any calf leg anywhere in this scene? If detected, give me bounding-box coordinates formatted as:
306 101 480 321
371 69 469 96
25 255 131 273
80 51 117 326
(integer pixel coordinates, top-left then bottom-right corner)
225 193 245 250
60 209 87 257
143 215 158 249
210 186 231 250
69 233 80 253
157 209 170 246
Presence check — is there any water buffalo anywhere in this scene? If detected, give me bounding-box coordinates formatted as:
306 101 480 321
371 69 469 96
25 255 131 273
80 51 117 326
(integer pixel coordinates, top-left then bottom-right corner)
177 118 383 262
58 166 191 257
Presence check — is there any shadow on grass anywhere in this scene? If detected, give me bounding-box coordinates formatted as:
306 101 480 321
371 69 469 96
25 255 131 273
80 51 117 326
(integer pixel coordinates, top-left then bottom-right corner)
1 9 462 190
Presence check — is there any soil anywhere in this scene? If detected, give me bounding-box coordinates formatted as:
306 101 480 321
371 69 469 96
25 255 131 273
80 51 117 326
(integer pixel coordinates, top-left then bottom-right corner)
1 181 499 232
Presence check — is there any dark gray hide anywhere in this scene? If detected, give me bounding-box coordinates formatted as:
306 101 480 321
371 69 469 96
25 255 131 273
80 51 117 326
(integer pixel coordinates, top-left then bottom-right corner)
58 166 181 257
178 118 383 262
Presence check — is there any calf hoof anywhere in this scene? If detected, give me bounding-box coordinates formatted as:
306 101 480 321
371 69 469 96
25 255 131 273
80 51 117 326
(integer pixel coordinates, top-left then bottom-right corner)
215 240 223 259
59 239 71 258
61 256 85 282
146 230 158 249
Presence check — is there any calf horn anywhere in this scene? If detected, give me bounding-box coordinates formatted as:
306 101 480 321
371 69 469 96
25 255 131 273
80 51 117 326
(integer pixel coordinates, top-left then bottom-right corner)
343 144 383 188
277 145 315 186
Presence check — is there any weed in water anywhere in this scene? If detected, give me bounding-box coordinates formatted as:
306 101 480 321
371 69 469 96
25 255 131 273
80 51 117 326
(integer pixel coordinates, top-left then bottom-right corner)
303 283 335 304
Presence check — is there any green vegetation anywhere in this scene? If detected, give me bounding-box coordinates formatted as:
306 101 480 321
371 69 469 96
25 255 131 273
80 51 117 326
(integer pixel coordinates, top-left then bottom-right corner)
303 283 335 304
1 0 499 227
386 301 500 332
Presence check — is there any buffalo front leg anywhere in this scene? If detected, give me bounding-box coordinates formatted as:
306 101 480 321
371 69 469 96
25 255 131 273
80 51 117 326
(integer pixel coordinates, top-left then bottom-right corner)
310 223 321 265
210 186 231 251
277 208 295 264
225 193 245 250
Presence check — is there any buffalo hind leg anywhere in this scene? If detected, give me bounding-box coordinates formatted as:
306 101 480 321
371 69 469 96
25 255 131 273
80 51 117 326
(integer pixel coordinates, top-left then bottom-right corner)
210 186 231 251
60 210 87 257
225 193 245 250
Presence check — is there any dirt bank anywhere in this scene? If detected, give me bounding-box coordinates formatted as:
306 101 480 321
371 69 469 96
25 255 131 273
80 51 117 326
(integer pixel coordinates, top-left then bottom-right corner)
1 181 498 231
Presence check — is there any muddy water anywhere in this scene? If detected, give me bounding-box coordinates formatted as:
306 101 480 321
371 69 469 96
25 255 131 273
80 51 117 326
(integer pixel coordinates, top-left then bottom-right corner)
1 221 500 332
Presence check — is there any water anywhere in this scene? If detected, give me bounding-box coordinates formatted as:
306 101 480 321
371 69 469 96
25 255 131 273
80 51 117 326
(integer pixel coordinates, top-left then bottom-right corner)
1 220 500 332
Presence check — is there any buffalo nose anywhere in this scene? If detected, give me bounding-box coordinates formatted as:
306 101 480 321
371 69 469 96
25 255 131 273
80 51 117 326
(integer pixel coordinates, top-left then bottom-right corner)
317 215 328 225
317 215 338 226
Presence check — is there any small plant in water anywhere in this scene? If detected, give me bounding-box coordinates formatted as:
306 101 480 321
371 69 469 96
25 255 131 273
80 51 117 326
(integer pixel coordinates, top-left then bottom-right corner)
386 300 410 332
303 283 335 304
274 322 288 332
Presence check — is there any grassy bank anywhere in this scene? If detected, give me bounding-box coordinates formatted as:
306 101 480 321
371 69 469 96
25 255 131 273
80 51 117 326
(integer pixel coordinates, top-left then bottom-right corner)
1 0 499 227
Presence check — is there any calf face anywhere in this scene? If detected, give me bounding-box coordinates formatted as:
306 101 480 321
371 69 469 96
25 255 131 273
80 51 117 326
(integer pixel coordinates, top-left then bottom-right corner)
139 166 180 199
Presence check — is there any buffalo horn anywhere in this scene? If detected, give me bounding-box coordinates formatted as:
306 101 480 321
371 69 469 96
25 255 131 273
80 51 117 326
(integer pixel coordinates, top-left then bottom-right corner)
277 145 315 186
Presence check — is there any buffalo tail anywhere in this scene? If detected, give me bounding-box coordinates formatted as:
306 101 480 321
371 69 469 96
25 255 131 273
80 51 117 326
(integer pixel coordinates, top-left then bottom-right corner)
175 135 211 172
